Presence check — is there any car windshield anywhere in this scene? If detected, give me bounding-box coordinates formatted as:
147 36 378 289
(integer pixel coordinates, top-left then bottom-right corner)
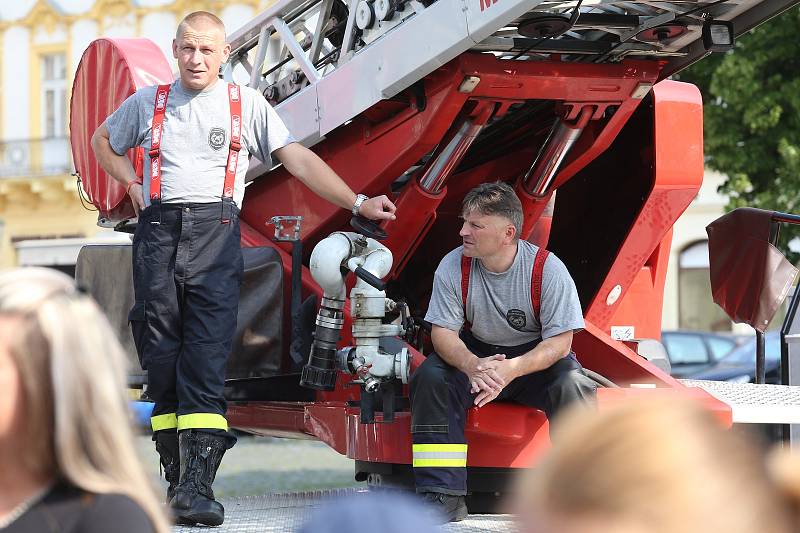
662 333 708 364
661 332 737 364
720 333 781 365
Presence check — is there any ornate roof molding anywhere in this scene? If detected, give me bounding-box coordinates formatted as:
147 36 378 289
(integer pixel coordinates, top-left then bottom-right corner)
20 0 74 32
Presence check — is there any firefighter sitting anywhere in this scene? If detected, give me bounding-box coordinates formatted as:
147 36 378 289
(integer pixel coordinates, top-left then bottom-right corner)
410 181 596 522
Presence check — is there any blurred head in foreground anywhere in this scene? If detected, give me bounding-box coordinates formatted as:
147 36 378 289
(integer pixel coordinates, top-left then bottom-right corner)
515 397 797 533
0 267 169 532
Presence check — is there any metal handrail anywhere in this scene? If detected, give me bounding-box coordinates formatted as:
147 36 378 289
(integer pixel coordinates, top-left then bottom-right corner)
766 211 800 386
0 137 72 178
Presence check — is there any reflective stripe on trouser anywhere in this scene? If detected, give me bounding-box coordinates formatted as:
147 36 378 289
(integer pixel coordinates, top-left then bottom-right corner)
151 412 178 432
410 352 473 495
129 202 244 429
412 444 467 468
409 333 596 495
177 413 228 431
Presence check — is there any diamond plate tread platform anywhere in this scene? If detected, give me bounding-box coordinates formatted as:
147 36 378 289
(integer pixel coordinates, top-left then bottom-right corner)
680 379 800 424
172 489 515 532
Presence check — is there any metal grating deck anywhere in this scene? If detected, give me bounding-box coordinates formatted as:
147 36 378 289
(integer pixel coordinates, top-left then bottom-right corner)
680 379 800 424
173 490 515 532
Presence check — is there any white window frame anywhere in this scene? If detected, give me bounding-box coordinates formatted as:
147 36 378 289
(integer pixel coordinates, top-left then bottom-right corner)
41 53 67 138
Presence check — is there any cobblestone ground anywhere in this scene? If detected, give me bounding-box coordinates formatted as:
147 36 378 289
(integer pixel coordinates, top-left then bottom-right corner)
135 434 517 532
135 434 360 498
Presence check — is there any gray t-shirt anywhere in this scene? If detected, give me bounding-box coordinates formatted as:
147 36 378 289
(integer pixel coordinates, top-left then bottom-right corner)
105 79 295 207
425 241 584 345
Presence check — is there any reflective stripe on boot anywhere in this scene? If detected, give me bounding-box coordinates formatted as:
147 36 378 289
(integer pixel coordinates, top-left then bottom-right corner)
170 430 228 526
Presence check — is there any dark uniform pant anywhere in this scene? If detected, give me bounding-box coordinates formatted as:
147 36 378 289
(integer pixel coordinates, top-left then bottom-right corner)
409 331 596 495
129 201 243 437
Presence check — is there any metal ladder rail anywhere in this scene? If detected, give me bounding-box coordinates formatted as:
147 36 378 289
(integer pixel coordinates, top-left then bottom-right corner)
221 0 713 189
224 0 331 90
222 0 562 149
222 0 347 176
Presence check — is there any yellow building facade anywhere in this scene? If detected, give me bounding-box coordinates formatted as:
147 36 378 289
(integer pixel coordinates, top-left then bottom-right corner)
0 0 270 272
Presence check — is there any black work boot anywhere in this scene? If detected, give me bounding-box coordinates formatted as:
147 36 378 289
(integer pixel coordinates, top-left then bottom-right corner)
169 430 227 526
421 491 468 523
153 430 180 503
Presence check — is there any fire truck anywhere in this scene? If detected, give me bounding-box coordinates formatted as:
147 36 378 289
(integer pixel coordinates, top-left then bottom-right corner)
69 0 800 525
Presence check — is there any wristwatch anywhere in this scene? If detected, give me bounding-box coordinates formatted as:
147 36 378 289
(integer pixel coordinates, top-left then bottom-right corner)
352 193 368 216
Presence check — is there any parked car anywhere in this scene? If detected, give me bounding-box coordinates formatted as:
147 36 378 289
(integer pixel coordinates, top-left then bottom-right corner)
661 330 744 378
689 331 781 383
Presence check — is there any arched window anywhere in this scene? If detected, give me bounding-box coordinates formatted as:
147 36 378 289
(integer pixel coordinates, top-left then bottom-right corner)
679 240 731 331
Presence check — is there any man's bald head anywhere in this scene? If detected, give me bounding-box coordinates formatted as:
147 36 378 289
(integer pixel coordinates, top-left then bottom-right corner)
173 11 230 91
176 11 226 41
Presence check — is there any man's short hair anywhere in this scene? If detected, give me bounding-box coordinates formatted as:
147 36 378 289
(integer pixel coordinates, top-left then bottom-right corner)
462 181 524 239
177 11 226 40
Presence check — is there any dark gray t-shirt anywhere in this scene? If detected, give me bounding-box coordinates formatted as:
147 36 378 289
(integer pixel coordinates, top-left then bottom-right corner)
104 79 295 207
5 482 154 533
425 241 584 345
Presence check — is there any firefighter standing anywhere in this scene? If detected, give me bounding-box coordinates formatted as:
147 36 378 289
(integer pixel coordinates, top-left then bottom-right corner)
411 182 595 522
91 11 396 527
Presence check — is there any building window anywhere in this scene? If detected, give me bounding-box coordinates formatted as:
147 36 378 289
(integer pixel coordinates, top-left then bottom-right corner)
41 53 66 138
678 240 731 331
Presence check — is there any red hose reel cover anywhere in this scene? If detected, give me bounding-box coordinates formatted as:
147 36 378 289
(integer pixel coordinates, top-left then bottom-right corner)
70 38 173 223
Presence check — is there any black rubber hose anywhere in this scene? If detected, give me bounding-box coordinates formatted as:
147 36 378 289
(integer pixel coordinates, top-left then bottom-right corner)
288 240 304 365
354 266 386 291
583 368 619 388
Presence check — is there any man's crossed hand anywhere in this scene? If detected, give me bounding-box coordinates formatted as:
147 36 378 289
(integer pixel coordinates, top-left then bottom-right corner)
465 355 520 408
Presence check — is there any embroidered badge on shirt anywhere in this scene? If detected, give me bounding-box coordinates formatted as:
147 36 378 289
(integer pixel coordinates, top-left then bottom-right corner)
208 127 226 151
506 309 527 331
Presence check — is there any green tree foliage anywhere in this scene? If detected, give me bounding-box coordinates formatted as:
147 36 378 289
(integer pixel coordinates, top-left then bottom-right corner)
677 7 800 255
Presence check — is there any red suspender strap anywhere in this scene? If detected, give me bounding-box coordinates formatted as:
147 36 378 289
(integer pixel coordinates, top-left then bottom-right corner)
224 83 242 201
148 83 241 213
460 255 472 329
531 249 550 323
149 84 171 201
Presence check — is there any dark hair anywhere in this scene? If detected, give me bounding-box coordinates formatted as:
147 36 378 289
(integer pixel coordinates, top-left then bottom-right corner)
462 181 523 239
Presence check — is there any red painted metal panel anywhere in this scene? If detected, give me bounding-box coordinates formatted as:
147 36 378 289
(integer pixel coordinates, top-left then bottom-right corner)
573 321 678 386
380 180 446 279
609 229 673 340
527 201 553 248
460 55 660 102
651 81 705 188
516 189 553 241
584 80 703 332
70 38 173 221
227 401 551 468
226 402 313 439
332 405 551 467
465 404 551 467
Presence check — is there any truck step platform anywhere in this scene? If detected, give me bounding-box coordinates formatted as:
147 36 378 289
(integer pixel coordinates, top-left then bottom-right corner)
172 489 514 532
680 379 800 424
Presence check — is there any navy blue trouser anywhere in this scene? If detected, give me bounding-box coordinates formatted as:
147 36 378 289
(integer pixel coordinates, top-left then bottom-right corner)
129 201 242 440
409 331 596 495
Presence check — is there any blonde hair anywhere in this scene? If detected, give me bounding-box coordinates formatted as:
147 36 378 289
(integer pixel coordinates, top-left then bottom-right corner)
517 398 794 533
0 267 170 533
176 11 226 40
